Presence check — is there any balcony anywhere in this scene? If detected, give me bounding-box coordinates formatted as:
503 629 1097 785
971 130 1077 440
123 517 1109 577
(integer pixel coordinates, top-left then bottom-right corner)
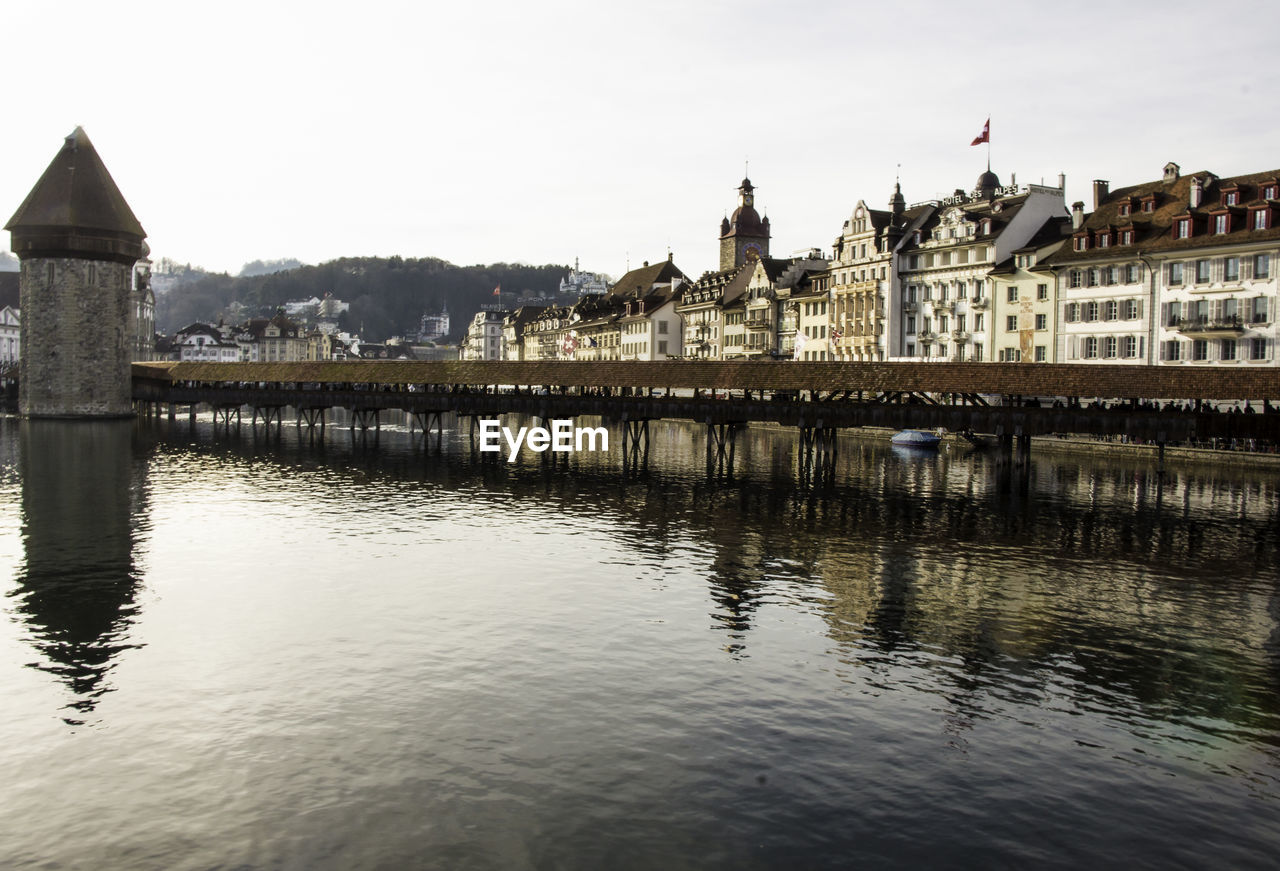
744 316 772 330
903 301 918 314
970 296 989 309
951 330 969 341
1176 315 1246 338
918 329 937 341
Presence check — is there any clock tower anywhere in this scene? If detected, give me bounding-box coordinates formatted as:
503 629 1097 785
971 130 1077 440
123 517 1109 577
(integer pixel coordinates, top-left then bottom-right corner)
718 176 770 271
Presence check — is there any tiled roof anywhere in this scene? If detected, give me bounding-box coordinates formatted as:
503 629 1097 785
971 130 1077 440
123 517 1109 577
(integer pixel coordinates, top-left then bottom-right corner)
1045 166 1280 265
5 128 146 238
0 272 18 309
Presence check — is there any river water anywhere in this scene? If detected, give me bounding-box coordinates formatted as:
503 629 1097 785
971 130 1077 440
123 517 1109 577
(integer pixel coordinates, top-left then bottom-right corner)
0 414 1277 870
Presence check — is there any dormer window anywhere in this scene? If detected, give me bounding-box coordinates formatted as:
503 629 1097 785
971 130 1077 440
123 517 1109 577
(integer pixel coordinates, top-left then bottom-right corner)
1175 218 1191 239
980 218 992 234
1096 231 1111 248
1118 201 1131 218
1252 207 1271 230
1264 185 1278 200
1120 229 1133 245
1214 214 1231 235
1142 196 1156 213
1074 235 1088 251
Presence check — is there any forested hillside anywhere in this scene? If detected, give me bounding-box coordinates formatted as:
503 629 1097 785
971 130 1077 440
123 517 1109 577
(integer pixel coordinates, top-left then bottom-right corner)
155 256 572 340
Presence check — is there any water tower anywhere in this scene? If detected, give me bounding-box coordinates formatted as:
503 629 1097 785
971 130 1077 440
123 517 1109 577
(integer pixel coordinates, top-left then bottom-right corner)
5 128 147 417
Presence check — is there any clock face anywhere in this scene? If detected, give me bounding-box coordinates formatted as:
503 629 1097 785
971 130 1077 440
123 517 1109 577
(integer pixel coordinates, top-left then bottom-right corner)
743 243 762 262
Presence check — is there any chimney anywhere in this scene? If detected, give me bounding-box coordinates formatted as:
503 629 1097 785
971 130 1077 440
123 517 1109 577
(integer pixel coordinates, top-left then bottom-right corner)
1092 180 1109 209
1163 162 1180 183
1072 201 1085 230
1189 177 1203 208
668 251 674 262
1058 172 1066 190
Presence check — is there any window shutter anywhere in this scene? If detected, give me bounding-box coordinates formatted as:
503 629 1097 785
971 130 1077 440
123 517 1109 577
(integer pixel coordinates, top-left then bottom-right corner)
1138 337 1145 361
1135 299 1144 319
1160 340 1167 361
1067 337 1078 360
1243 259 1253 281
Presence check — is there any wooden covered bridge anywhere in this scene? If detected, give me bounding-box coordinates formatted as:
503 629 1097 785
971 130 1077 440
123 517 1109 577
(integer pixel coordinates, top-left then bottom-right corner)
130 359 1280 469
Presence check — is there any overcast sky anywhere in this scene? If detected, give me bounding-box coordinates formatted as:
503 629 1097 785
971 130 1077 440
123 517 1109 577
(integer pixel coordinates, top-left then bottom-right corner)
4 0 1279 279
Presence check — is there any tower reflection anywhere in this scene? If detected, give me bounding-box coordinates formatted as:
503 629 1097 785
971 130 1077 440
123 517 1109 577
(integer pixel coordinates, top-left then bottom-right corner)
13 420 143 725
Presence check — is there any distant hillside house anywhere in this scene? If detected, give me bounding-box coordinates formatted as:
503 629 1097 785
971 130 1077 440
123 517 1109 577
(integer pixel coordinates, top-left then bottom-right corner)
172 322 240 362
237 313 305 362
560 258 610 296
0 272 18 363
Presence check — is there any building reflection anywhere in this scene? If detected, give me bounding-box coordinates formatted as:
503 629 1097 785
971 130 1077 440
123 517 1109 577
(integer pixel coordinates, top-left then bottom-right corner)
135 416 1280 733
14 420 144 725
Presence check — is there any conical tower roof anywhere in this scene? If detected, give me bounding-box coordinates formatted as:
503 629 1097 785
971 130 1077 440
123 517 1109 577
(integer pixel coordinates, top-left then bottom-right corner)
6 127 146 263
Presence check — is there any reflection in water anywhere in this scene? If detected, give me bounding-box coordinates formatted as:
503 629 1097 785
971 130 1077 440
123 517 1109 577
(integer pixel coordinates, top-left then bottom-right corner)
12 420 144 724
1 415 1277 869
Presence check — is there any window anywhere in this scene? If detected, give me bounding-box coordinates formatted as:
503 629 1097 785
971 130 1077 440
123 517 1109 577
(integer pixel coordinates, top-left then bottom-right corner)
1124 299 1139 319
1065 303 1080 322
657 340 668 354
1252 337 1268 360
1035 345 1046 362
1069 270 1083 288
1006 315 1018 331
1122 336 1137 358
1254 209 1269 230
1084 337 1098 359
1120 230 1133 245
1255 254 1270 279
1214 214 1230 235
1225 191 1240 206
1104 300 1118 321
1074 236 1088 251
1252 296 1269 323
658 321 668 333
906 343 915 356
1007 286 1018 303
1124 264 1139 284
974 280 985 298
1265 186 1278 200
1119 203 1131 217
906 316 916 334
1166 340 1182 361
1195 259 1211 283
1143 198 1155 213
1169 262 1184 285
941 284 950 302
1221 339 1237 361
1085 301 1099 322
1037 283 1048 300
1097 233 1110 248
937 315 948 333
1035 313 1047 330
1175 219 1191 239
1103 336 1118 358
1105 267 1119 286
1193 339 1208 361
974 313 984 331
1087 269 1100 287
1225 257 1240 282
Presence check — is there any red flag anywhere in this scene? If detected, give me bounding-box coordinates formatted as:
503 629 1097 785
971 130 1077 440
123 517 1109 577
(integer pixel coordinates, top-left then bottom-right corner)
970 118 990 146
492 285 501 296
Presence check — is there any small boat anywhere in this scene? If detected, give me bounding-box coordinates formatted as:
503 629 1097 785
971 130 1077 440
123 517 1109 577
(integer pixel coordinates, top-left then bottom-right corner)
890 429 942 448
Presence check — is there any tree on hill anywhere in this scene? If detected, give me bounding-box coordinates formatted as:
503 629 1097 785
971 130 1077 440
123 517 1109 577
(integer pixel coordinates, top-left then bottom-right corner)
154 256 572 340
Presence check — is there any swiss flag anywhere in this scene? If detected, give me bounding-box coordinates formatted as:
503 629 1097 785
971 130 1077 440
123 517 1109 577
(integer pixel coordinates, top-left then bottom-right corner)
970 118 990 146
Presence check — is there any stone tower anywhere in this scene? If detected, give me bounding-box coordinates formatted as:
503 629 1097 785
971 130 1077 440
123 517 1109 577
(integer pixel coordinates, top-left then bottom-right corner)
718 177 770 271
5 128 147 417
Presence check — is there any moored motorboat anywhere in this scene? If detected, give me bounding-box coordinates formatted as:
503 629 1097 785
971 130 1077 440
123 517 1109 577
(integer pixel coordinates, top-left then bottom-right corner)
890 428 942 448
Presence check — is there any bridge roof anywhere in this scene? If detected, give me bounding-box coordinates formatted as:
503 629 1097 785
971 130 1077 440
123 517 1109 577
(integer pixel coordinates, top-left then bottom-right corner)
133 360 1280 401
